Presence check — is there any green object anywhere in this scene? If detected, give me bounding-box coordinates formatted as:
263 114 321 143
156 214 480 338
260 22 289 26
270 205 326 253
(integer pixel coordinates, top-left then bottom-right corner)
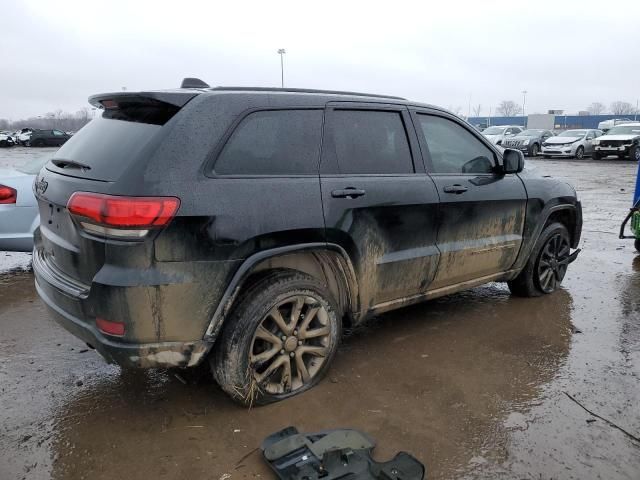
631 211 640 238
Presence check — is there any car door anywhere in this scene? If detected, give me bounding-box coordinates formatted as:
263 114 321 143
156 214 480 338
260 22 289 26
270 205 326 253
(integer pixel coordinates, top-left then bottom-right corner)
411 109 528 289
52 130 66 146
320 103 440 310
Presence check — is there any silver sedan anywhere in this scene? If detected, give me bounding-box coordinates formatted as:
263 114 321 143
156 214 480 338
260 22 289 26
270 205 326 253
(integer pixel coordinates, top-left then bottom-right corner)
0 154 50 251
541 129 603 159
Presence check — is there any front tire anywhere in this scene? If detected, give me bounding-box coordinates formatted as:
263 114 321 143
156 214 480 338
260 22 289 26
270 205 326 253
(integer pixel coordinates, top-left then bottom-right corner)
212 270 341 406
630 146 640 162
508 222 571 297
575 146 585 159
592 151 603 160
530 143 539 157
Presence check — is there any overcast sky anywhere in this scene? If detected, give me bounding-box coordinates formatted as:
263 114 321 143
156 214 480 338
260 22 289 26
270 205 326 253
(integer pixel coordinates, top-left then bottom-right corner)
1 0 639 120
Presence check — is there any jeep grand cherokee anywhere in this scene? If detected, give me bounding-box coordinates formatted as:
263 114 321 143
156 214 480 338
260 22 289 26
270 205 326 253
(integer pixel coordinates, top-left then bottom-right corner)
33 80 582 405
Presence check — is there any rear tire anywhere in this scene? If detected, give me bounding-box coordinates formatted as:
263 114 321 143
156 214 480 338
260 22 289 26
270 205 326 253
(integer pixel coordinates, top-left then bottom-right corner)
212 270 341 406
508 222 571 297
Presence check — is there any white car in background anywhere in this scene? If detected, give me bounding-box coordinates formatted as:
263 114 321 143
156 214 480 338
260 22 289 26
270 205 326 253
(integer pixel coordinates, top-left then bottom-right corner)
481 125 524 146
541 129 602 159
0 154 51 251
0 131 16 147
15 128 33 145
592 123 640 160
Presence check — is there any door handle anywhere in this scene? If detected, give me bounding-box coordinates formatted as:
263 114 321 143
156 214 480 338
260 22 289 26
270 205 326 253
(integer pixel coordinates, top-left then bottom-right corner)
331 188 366 199
443 184 468 194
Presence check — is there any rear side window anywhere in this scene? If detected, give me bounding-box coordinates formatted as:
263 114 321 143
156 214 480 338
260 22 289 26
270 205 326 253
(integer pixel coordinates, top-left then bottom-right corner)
215 110 323 175
330 110 413 174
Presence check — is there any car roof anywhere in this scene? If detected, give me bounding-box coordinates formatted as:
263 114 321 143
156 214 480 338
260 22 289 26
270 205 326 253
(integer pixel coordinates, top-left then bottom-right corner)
90 86 455 115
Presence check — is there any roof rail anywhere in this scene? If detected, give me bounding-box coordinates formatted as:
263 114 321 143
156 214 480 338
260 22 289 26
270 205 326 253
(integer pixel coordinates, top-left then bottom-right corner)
211 86 406 100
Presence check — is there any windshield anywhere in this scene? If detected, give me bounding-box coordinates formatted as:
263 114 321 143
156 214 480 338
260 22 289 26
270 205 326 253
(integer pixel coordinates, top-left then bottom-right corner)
519 129 544 136
482 127 505 135
558 130 586 138
607 125 640 135
17 153 52 174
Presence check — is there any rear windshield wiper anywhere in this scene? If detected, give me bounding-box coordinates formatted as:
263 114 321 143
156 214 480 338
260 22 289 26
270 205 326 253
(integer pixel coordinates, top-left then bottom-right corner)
51 159 92 171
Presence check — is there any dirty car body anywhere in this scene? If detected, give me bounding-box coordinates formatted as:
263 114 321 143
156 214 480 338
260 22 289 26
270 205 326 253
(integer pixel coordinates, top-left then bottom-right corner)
32 85 582 402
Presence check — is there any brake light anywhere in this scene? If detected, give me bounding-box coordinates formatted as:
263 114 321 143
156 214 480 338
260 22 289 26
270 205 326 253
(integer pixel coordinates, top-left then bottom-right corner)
96 318 126 337
67 192 180 239
0 185 17 204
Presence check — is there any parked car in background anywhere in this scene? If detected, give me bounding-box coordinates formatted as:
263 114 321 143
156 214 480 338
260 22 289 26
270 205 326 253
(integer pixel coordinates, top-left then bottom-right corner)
597 118 632 133
16 128 33 146
33 83 582 405
501 129 554 157
541 129 602 159
0 154 50 251
482 125 524 146
0 132 16 147
592 123 640 160
28 129 71 147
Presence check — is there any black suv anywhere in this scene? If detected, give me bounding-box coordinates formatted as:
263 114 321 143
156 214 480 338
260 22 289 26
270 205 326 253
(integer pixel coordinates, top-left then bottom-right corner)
33 81 582 405
28 129 70 147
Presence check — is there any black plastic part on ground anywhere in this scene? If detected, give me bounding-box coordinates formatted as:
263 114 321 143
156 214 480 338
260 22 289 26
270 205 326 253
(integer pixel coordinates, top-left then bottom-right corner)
261 426 426 480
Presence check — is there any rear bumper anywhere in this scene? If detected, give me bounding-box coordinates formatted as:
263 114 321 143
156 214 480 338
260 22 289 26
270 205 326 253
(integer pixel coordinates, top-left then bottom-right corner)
33 262 212 369
36 277 210 368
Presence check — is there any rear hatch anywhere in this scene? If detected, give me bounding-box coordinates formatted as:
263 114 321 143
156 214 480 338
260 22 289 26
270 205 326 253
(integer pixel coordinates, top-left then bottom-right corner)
35 91 196 288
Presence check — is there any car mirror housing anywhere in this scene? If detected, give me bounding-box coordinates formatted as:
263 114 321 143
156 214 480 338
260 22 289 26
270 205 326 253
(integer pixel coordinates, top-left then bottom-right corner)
501 148 525 174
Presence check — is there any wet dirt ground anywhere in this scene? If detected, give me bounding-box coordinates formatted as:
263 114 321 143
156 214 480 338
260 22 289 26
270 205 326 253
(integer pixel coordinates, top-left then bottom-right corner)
1 147 639 479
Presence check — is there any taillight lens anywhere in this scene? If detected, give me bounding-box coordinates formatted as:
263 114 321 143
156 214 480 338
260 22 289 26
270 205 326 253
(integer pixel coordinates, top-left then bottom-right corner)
67 192 180 239
0 185 17 204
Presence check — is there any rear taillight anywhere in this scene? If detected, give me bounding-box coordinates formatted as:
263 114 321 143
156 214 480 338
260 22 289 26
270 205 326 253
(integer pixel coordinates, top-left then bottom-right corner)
0 185 17 204
67 192 180 239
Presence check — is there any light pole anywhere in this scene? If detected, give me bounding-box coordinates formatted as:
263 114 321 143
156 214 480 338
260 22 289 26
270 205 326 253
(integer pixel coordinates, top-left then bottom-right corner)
521 90 527 127
277 48 286 88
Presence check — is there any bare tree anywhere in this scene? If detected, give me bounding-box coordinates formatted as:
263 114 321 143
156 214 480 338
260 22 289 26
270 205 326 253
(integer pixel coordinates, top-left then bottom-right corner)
496 100 522 117
610 101 635 116
472 104 482 117
587 102 606 115
5 109 93 132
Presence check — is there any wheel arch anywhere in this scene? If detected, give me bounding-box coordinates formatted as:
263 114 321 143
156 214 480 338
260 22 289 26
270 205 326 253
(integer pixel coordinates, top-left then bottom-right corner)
203 243 360 343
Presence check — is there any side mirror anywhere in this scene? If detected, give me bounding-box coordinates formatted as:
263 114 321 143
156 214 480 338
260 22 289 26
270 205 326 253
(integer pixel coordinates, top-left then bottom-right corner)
501 148 525 174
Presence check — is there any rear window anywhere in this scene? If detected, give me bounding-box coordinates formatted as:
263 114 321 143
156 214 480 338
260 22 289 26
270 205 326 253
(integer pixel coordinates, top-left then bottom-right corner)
329 110 413 174
214 110 323 175
46 116 163 182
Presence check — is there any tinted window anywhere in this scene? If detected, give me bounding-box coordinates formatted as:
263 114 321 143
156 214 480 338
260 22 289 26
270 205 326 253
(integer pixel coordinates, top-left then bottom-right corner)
418 114 495 174
215 110 323 175
330 110 413 174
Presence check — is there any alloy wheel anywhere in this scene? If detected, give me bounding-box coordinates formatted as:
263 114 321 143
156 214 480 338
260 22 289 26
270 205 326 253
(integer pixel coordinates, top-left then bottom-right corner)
537 233 570 293
249 295 332 395
575 147 584 159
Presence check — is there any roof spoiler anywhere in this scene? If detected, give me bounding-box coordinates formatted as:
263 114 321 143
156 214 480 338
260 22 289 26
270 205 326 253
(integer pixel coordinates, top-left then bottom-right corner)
88 91 198 109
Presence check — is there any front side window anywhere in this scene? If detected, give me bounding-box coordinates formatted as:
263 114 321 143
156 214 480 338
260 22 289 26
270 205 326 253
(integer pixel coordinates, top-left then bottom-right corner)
53 130 65 136
330 110 413 174
417 114 495 174
215 109 323 175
